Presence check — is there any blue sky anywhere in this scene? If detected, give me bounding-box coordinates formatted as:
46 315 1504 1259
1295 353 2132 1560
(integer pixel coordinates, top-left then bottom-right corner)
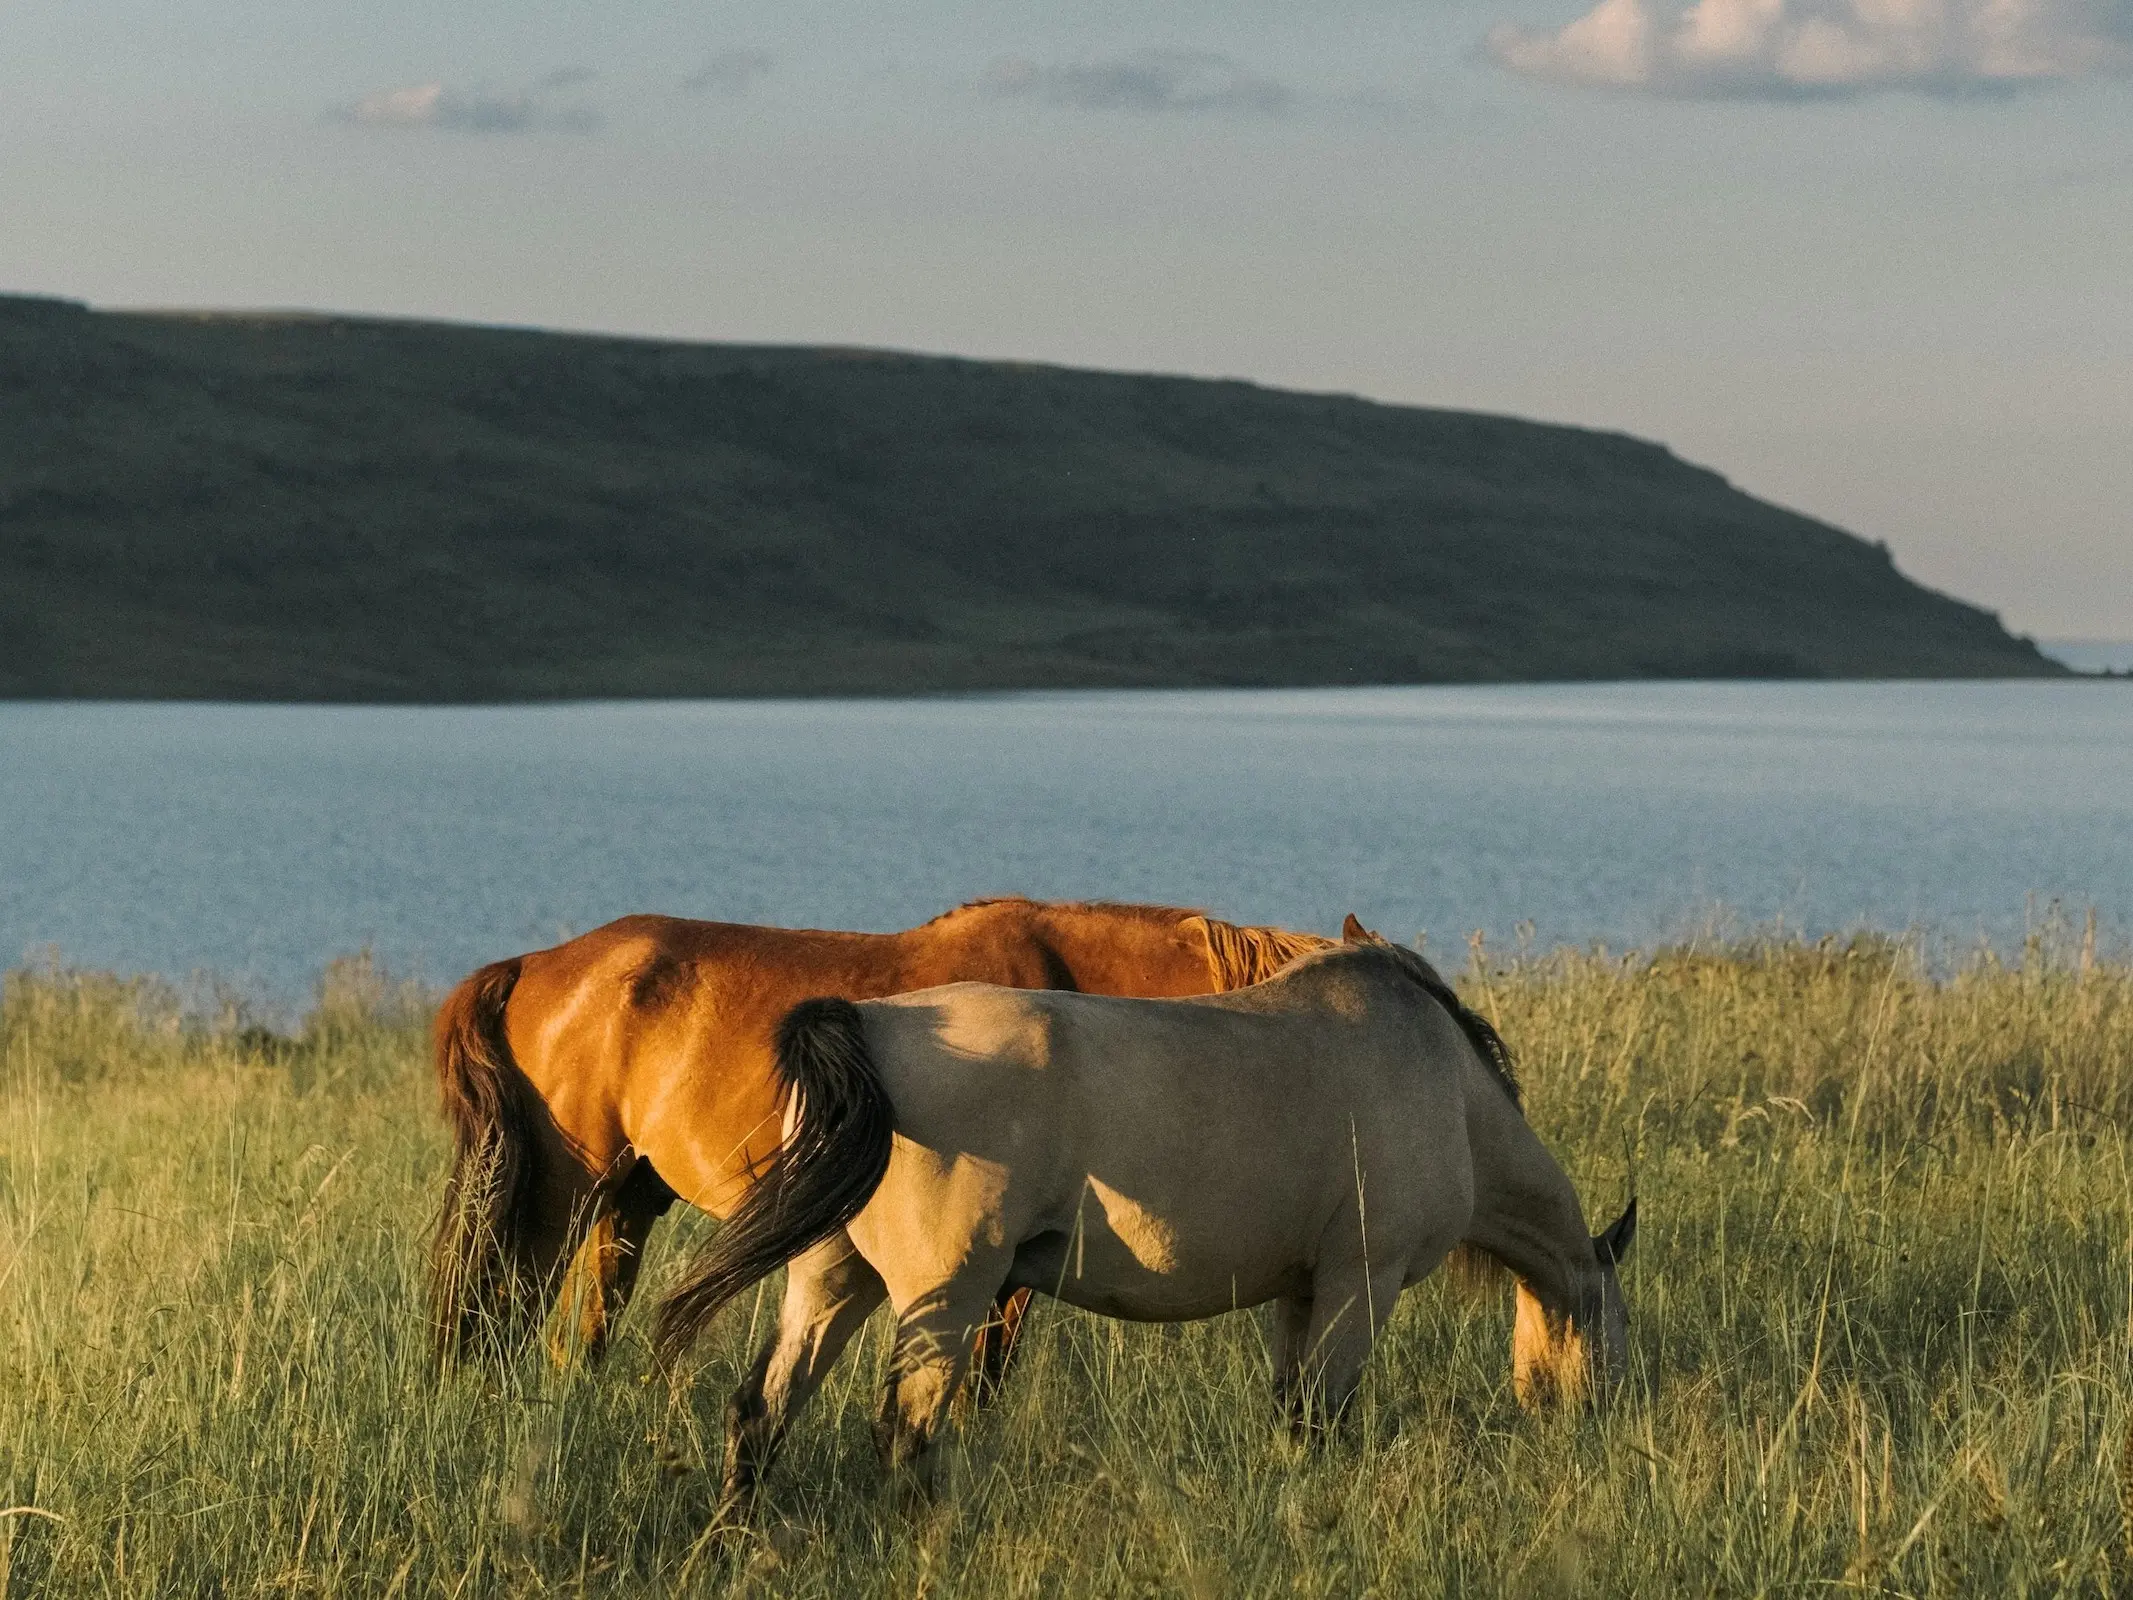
4 0 2128 636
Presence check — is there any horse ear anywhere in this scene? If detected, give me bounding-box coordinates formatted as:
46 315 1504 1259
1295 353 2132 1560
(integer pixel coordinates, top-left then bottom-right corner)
1342 913 1381 944
1594 1197 1637 1265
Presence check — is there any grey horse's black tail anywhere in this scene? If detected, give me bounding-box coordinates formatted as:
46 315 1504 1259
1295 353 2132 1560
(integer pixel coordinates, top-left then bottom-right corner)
652 998 895 1367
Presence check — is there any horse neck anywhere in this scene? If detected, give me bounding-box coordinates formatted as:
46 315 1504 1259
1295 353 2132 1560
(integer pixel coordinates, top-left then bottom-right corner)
1456 1066 1596 1321
1455 1077 1609 1405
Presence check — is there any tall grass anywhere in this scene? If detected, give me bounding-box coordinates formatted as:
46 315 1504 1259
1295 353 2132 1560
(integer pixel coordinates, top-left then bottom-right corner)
3 931 2130 1596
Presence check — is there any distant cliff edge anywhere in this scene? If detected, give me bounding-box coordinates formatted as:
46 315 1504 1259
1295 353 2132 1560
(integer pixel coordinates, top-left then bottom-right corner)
0 295 2059 699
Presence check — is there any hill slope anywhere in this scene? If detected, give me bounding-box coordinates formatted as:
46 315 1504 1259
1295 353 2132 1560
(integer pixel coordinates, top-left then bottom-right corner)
0 294 2056 699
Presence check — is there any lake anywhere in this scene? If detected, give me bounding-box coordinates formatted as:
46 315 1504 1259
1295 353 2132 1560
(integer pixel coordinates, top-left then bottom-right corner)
2 681 2128 1006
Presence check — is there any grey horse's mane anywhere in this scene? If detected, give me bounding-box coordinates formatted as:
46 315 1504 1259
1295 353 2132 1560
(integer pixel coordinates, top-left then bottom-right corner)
1290 941 1523 1111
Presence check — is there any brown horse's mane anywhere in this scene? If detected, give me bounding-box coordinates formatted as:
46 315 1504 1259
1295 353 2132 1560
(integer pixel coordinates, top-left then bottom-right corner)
1196 916 1338 989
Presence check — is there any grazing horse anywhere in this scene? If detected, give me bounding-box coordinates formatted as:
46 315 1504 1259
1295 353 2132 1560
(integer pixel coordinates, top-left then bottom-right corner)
429 898 1329 1370
653 922 1637 1518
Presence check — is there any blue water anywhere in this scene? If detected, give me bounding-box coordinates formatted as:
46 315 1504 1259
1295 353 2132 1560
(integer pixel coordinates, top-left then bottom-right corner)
2 682 2128 1002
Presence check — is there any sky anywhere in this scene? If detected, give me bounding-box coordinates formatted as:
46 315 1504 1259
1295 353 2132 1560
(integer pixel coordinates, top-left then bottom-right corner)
4 0 2128 638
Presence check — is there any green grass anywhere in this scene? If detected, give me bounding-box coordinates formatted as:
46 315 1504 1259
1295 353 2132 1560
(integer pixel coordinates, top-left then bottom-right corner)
4 929 2131 1596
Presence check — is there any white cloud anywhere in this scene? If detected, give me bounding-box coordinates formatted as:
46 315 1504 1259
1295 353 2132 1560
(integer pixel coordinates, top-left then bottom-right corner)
985 50 1292 115
683 48 774 95
340 75 601 133
1489 0 2133 95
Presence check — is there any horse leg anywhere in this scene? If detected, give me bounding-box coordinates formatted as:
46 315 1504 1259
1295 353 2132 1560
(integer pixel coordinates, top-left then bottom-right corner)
550 1159 676 1367
1288 1265 1405 1441
872 1277 1005 1500
1269 1293 1314 1423
968 1285 1035 1408
718 1231 887 1522
487 1115 621 1362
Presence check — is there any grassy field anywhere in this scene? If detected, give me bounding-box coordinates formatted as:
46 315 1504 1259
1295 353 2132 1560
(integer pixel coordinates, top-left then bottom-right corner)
3 928 2130 1596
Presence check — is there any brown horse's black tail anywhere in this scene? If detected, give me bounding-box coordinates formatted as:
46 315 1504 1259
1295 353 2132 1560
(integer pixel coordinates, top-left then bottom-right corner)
429 957 542 1366
653 998 895 1368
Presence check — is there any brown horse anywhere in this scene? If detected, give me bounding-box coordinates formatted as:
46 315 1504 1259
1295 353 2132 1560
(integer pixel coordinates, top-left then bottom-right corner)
430 897 1329 1370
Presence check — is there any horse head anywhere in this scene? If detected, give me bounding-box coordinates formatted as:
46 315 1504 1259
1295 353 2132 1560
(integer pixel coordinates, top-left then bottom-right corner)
1512 1196 1637 1408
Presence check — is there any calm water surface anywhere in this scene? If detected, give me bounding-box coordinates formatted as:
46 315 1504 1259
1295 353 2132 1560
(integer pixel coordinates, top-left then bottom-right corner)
2 682 2128 1002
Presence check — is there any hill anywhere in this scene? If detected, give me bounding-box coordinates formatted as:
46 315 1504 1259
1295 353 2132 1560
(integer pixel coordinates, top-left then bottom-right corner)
0 293 2058 699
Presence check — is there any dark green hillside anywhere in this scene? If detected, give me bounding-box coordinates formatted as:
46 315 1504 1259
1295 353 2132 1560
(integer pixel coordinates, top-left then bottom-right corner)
0 293 2056 699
